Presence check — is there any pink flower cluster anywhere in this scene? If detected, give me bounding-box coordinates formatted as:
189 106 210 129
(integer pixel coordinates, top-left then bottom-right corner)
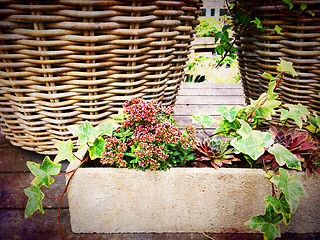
101 136 127 167
100 98 196 170
123 99 158 127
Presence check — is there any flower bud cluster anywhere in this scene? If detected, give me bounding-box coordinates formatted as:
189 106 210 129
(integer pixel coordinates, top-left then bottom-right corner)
123 98 158 127
101 136 127 167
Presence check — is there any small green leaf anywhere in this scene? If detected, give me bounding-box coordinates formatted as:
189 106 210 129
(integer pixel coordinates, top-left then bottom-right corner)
280 103 309 128
24 186 44 218
308 10 315 17
307 112 320 133
300 3 307 11
67 121 96 145
250 17 264 30
95 120 119 137
256 100 281 120
190 114 215 127
263 73 275 81
277 58 297 77
27 156 61 187
265 172 272 179
88 137 107 160
265 193 291 225
54 140 75 163
245 204 282 240
282 0 293 10
216 105 241 123
274 25 284 35
267 81 278 100
271 168 307 213
268 143 302 170
236 119 252 138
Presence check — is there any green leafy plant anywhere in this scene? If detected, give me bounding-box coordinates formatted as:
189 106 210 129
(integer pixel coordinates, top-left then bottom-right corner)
213 0 316 66
192 58 319 240
23 98 196 239
24 120 119 239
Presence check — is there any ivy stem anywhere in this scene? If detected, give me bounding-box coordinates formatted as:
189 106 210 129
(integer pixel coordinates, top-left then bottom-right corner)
262 159 276 197
246 72 284 125
44 155 89 239
215 1 253 68
201 125 212 138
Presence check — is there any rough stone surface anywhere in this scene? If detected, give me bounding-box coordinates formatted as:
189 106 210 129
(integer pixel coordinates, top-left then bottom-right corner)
66 162 320 234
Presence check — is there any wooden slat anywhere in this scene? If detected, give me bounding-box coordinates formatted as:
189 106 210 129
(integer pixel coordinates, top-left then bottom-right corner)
0 173 68 209
180 82 243 89
175 95 245 105
178 87 244 96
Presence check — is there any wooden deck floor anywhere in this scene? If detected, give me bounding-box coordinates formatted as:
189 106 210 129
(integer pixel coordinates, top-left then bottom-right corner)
1 83 320 240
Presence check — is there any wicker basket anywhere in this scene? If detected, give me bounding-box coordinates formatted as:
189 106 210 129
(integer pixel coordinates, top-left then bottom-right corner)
0 0 202 154
231 0 320 119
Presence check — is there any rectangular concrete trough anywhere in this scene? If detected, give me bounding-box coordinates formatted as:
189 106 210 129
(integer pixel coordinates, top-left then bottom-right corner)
66 160 320 234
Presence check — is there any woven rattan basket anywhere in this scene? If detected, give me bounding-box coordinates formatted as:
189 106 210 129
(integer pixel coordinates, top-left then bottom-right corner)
231 0 320 120
0 0 202 154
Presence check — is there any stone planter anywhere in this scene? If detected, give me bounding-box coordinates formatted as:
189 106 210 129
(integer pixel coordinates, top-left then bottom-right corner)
66 157 320 234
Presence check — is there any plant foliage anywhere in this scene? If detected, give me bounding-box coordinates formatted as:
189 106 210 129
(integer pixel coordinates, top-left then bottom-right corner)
192 58 319 239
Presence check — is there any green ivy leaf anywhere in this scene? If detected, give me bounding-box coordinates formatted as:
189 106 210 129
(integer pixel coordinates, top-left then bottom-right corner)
280 103 309 128
216 105 241 123
54 140 75 163
236 119 252 138
245 203 282 240
88 137 107 160
300 3 307 11
27 156 61 188
231 120 273 160
95 120 119 137
263 73 275 81
270 168 307 213
67 121 96 145
268 144 302 170
276 58 297 77
265 192 291 225
250 17 264 30
214 119 241 137
308 10 315 17
282 0 293 10
190 114 215 127
307 112 320 133
274 25 284 35
267 81 278 100
24 186 44 218
252 99 281 120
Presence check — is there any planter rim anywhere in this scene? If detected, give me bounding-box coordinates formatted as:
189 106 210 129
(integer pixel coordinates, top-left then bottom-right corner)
68 146 306 177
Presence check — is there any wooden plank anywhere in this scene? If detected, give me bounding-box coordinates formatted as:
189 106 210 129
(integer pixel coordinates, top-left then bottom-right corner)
0 173 68 209
0 209 266 240
175 95 245 105
174 104 244 116
177 87 244 96
180 82 243 89
0 144 69 173
0 146 46 172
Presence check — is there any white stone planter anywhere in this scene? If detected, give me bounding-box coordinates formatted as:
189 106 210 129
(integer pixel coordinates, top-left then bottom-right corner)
66 157 320 234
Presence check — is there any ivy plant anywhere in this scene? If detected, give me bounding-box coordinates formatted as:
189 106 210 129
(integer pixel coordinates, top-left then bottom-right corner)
192 58 319 240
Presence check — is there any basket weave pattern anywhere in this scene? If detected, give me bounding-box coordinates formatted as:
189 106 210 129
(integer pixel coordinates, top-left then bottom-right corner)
234 0 320 119
0 0 202 154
